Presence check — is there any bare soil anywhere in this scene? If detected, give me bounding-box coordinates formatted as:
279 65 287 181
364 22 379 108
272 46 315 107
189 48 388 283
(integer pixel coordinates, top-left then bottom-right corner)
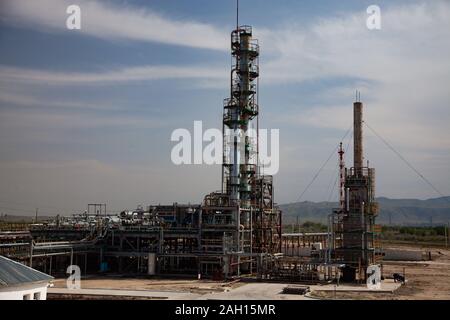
311 244 450 300
52 277 243 293
52 244 450 300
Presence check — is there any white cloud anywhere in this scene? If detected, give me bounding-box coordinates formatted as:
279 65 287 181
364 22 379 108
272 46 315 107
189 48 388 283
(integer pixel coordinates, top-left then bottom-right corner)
259 1 450 151
0 91 125 111
1 0 228 51
0 64 226 85
259 2 450 84
0 109 173 131
1 1 449 205
256 1 450 201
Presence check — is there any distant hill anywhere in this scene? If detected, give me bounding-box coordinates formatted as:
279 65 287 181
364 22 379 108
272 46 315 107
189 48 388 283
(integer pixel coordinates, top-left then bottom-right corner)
279 197 450 226
2 197 449 227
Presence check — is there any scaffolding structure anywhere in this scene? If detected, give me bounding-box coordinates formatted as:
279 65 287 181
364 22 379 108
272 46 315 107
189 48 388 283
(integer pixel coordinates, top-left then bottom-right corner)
201 25 281 278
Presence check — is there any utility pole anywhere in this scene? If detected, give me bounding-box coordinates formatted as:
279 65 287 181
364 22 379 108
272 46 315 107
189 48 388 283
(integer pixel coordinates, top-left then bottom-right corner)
35 208 38 223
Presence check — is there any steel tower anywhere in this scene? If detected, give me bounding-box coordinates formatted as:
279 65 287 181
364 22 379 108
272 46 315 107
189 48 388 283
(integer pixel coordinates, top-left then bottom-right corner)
222 25 259 207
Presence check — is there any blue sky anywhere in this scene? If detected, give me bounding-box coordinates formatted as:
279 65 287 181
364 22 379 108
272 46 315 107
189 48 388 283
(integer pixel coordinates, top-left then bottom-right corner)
0 0 449 216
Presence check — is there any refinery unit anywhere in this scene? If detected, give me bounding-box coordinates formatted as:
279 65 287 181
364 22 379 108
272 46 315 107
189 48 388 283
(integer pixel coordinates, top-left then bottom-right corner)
0 23 381 285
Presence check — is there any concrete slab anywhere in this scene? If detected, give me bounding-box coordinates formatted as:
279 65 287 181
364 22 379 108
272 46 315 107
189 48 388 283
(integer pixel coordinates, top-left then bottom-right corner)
199 283 314 300
383 249 424 261
309 279 401 293
48 287 202 300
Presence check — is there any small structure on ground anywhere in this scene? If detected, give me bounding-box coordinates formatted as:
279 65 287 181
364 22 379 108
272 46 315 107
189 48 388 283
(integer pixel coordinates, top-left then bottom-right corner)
0 255 53 300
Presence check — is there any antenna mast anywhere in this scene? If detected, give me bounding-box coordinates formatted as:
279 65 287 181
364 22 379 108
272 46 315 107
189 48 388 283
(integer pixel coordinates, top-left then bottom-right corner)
236 0 239 29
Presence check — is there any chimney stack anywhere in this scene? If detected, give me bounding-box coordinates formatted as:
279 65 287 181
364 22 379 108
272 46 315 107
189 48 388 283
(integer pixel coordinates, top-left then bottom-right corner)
353 100 364 170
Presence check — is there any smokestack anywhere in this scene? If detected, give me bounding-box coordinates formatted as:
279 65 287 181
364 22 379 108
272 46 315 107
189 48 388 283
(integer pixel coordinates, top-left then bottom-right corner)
353 100 364 170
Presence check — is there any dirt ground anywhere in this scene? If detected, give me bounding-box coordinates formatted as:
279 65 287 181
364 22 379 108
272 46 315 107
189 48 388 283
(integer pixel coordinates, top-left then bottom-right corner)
47 294 157 300
52 244 450 300
52 277 244 294
311 244 450 300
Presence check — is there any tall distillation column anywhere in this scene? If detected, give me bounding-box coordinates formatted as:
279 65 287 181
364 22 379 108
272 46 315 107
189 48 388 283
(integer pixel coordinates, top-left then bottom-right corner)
201 24 280 278
223 26 259 208
221 25 259 264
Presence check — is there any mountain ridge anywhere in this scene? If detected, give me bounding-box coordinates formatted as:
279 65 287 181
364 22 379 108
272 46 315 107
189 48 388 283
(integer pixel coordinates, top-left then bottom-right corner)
279 196 450 226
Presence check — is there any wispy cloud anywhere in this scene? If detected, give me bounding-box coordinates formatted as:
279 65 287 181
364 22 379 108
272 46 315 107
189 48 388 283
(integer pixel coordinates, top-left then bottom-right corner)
0 64 226 86
1 1 449 205
0 91 125 111
260 1 450 151
259 1 450 84
0 109 172 130
255 1 450 201
1 0 228 51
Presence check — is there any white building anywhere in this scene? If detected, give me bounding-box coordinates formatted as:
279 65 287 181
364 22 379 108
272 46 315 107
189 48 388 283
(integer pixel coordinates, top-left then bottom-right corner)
0 255 53 300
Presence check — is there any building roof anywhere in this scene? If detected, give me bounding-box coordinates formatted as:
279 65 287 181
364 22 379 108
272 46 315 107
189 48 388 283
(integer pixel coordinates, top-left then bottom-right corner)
0 255 53 287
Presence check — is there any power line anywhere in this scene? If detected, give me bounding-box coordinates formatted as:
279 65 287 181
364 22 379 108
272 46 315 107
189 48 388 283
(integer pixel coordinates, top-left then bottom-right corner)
296 147 337 202
327 131 353 203
296 125 352 203
325 164 339 202
364 121 448 201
